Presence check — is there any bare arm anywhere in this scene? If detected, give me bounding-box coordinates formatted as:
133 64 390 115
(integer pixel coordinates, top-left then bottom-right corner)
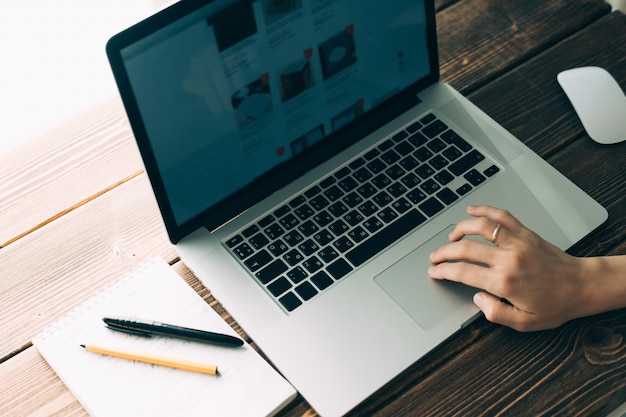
428 205 626 331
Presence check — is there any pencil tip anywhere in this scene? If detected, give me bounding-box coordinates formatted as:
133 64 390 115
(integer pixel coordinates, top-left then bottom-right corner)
80 344 85 348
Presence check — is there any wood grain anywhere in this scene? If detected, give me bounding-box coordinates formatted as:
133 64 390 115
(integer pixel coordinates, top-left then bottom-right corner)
1 1 623 417
0 96 143 247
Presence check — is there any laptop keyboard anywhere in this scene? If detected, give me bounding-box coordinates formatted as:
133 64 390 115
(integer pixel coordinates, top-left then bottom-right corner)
225 113 500 312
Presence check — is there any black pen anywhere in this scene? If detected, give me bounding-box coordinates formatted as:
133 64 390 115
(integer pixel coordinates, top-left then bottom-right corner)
103 316 244 347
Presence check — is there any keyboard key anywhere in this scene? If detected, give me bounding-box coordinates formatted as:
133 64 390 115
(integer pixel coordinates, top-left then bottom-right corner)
265 223 284 239
268 277 292 297
256 259 288 284
407 189 427 204
343 210 363 226
429 154 449 170
372 173 392 189
339 176 359 192
225 234 243 248
399 155 419 170
406 120 422 133
415 164 435 179
420 179 441 195
364 148 380 160
401 173 421 188
381 149 401 164
273 205 291 218
283 230 304 246
392 197 412 214
358 201 378 217
420 113 436 125
394 141 414 156
434 170 454 185
363 217 384 233
320 176 336 188
268 240 288 256
456 183 472 196
313 210 333 227
436 188 459 205
464 169 487 186
279 292 302 311
280 213 300 230
327 258 353 279
244 250 272 271
414 147 433 162
283 249 304 266
234 242 254 259
353 167 373 182
441 130 472 152
346 209 426 266
409 132 428 148
311 271 334 290
419 197 444 217
343 192 363 208
349 157 365 169
324 185 344 201
289 195 306 208
378 139 394 151
287 266 308 283
242 224 259 237
427 138 447 153
335 166 351 179
298 239 319 256
328 201 348 217
422 119 447 138
310 195 329 210
484 164 500 177
298 220 319 237
329 219 349 236
393 129 410 141
348 226 369 243
249 233 269 249
302 256 323 273
295 281 318 301
313 230 333 246
304 185 321 198
385 164 406 180
449 150 485 176
378 207 398 223
294 204 315 220
367 159 387 174
318 246 339 263
442 146 462 161
333 236 354 253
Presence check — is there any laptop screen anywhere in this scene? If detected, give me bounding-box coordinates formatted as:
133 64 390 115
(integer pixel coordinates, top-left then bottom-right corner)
108 0 437 242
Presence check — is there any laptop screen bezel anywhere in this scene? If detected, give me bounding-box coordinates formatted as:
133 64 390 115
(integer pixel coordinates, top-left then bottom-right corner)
106 0 440 243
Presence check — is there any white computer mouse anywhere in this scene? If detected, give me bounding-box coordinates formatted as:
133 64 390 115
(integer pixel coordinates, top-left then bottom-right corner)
557 66 626 144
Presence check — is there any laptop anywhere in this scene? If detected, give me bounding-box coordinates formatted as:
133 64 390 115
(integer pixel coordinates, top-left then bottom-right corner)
106 1 607 415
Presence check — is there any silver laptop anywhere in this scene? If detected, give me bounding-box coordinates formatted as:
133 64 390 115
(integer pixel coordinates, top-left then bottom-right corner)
107 1 607 415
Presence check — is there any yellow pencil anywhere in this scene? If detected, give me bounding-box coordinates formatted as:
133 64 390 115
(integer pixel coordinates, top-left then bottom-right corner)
81 344 218 375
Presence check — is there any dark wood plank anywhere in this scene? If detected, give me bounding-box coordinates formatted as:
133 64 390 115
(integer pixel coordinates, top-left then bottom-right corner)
438 0 611 94
467 12 626 258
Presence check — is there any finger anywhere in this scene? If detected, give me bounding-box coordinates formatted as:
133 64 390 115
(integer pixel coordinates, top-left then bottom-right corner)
466 205 525 232
429 238 498 265
473 292 538 332
448 216 505 243
428 259 496 291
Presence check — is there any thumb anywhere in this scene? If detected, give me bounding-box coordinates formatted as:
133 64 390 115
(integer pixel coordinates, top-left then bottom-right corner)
473 292 529 331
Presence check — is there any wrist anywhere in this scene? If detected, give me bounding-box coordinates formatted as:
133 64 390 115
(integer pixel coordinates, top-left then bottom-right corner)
579 255 626 317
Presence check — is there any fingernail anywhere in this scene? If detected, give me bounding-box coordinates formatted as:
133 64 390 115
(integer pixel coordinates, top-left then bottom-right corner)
429 251 435 261
473 292 485 308
427 266 435 276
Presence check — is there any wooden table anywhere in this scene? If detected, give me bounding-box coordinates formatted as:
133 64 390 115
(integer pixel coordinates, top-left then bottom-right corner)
1 1 625 415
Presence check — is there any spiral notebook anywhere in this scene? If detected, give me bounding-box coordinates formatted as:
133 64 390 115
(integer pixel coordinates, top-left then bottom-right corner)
34 257 296 417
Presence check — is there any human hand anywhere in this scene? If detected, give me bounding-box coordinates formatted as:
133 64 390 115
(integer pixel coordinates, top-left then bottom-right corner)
428 205 590 331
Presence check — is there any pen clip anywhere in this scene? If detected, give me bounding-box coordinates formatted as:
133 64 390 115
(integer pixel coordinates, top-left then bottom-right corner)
105 323 152 338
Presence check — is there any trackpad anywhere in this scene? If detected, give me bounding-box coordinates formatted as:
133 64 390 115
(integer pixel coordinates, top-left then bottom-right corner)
374 225 478 331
